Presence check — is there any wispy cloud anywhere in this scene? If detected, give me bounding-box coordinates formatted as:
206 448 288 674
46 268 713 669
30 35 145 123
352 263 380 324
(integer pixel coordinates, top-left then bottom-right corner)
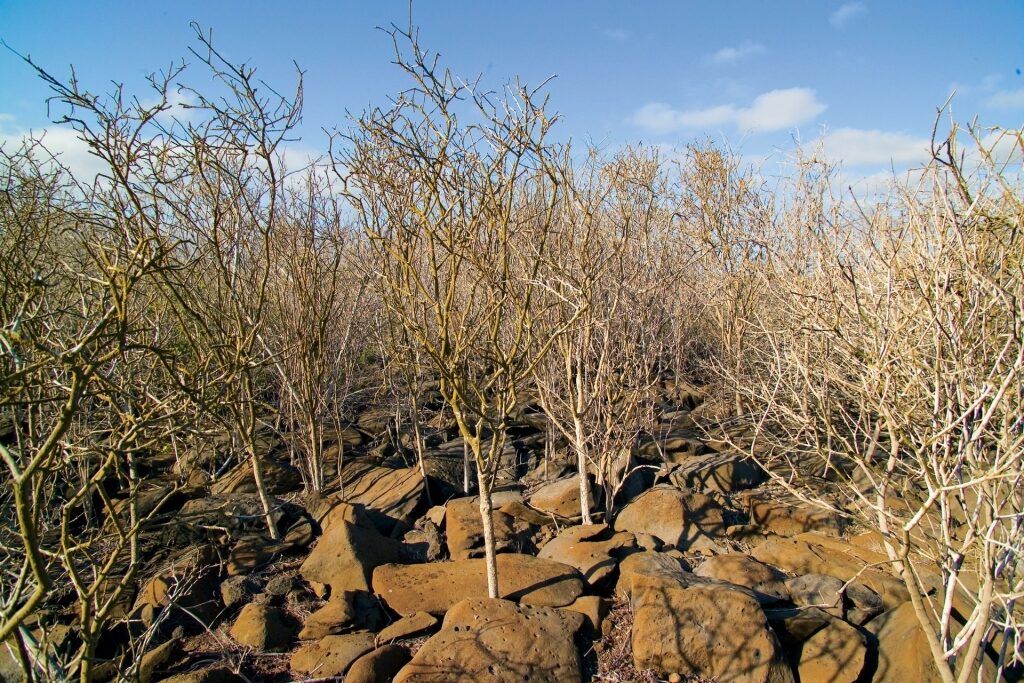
820 128 930 166
986 88 1024 109
829 2 867 29
707 41 766 65
600 28 631 42
631 88 826 135
0 115 107 181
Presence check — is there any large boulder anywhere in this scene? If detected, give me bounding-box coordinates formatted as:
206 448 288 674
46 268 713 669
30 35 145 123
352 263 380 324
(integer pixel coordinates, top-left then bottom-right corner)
229 604 297 652
751 535 909 609
537 523 635 588
347 644 412 683
613 485 725 549
338 460 427 533
375 612 439 644
624 554 793 682
747 498 843 537
299 519 402 596
694 553 789 604
526 475 597 519
393 598 585 682
444 496 520 560
797 613 867 683
290 632 377 679
372 554 584 616
211 456 301 495
865 602 943 683
668 451 765 493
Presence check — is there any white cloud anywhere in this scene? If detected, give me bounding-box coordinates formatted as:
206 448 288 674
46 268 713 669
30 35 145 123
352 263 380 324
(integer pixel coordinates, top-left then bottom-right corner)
600 28 631 42
630 88 826 136
820 128 930 166
707 41 766 65
986 88 1024 109
830 2 867 28
0 116 107 181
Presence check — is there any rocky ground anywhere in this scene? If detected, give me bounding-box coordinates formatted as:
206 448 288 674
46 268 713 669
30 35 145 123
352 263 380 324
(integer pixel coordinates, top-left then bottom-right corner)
9 382 983 682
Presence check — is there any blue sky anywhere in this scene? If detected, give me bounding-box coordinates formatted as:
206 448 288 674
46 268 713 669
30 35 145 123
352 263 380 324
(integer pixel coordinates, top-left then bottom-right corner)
1 1 1022 184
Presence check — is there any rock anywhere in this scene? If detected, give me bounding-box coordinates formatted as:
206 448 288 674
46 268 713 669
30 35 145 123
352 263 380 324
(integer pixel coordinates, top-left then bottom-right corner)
537 523 635 587
211 456 301 495
376 612 439 644
797 614 867 683
229 604 296 651
299 519 402 596
748 499 843 537
226 537 286 576
346 645 412 683
616 551 691 599
170 494 303 547
765 607 835 646
264 574 295 597
563 595 611 634
751 535 909 609
785 574 844 617
338 460 427 533
290 632 377 678
499 500 559 527
636 429 711 462
134 548 221 629
156 666 240 683
526 475 596 519
865 602 943 683
299 594 357 639
373 554 584 616
845 582 884 625
219 575 257 610
444 496 519 560
613 485 725 549
668 451 765 493
629 565 793 682
694 553 789 603
138 639 178 683
401 520 445 562
393 598 584 682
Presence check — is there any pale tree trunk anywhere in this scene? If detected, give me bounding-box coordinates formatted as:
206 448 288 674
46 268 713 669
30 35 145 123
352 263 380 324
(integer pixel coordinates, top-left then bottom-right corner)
476 463 499 599
463 440 471 494
574 415 593 524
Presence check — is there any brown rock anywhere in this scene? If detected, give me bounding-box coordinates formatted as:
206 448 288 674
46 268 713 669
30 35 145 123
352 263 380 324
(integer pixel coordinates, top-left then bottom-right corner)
444 496 518 560
338 460 426 533
299 519 402 595
229 604 296 651
748 499 842 537
138 639 178 683
798 614 867 683
866 602 943 683
499 500 559 527
668 451 765 493
785 573 845 618
537 523 635 587
694 553 789 603
290 632 377 678
211 456 300 495
372 554 584 616
751 536 909 609
346 645 412 683
526 475 595 519
614 485 725 549
299 594 357 639
156 666 240 683
562 595 611 633
376 612 439 644
393 598 585 682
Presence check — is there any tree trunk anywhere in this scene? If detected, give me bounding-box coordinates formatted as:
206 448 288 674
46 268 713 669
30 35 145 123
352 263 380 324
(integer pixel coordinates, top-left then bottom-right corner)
573 415 593 524
463 440 471 494
476 464 499 599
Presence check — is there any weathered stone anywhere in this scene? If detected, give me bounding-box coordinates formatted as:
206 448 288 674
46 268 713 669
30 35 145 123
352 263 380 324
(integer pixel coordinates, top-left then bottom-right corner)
616 551 691 600
668 451 765 493
138 639 178 683
865 602 943 683
219 575 257 610
694 553 789 603
499 500 559 527
748 499 843 537
526 475 596 519
393 598 584 682
614 485 725 549
537 523 635 587
797 614 867 683
373 554 584 616
444 496 519 560
229 604 296 651
845 582 884 625
785 573 844 618
211 456 301 496
401 519 445 563
226 537 285 576
562 595 611 633
346 645 412 683
289 632 377 678
338 460 427 533
134 548 221 629
299 594 357 640
636 429 711 462
376 612 439 644
299 519 402 596
751 535 909 609
630 568 793 682
156 666 240 683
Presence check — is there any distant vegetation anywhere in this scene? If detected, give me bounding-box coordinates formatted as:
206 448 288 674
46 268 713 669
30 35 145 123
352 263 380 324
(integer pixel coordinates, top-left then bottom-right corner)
1 24 1021 683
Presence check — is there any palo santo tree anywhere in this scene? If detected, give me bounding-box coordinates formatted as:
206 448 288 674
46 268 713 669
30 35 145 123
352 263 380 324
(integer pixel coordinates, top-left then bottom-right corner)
339 26 569 597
